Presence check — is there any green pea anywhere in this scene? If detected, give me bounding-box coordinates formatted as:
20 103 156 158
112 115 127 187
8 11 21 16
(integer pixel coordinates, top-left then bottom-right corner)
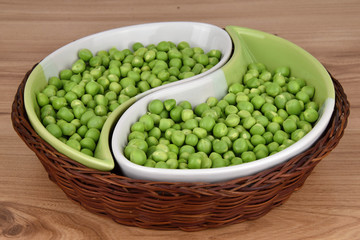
223 93 237 105
37 93 50 107
237 101 254 113
166 106 182 123
71 59 86 74
197 138 212 154
193 127 207 139
129 149 147 166
46 123 62 138
170 130 185 147
147 99 164 115
266 83 282 97
118 94 130 105
283 118 297 133
303 108 319 123
165 159 178 169
85 82 100 96
66 139 81 151
230 157 243 165
72 85 86 99
254 145 269 160
176 41 189 50
47 77 62 90
63 91 77 104
128 131 146 141
56 107 74 122
60 122 76 136
305 101 319 111
241 151 256 163
138 81 151 93
77 125 88 137
274 94 287 109
210 157 225 168
187 153 202 169
60 69 72 80
181 119 197 130
80 137 96 151
180 109 193 122
273 130 289 144
267 142 279 153
157 118 173 132
152 150 168 162
146 136 159 147
272 115 284 125
243 116 256 129
259 71 272 81
195 54 208 66
86 116 105 130
94 105 107 116
302 86 315 99
78 49 93 61
250 135 266 146
51 97 67 110
291 129 307 141
249 123 265 135
130 122 145 133
250 95 265 110
297 120 313 133
139 114 154 131
287 80 301 94
274 66 290 77
286 99 303 115
42 115 56 126
224 114 240 127
204 97 217 108
84 128 100 142
185 133 198 147
212 123 228 138
212 139 228 154
128 138 148 153
262 131 273 144
145 157 157 168
283 139 295 147
56 89 66 97
273 73 286 86
224 105 238 116
231 138 246 155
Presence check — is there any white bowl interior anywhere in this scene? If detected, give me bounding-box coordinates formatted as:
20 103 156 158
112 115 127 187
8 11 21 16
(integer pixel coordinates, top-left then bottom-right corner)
111 26 335 183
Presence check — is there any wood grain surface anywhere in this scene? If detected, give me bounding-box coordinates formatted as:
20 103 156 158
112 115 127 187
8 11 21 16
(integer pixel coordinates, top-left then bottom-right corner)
1 0 359 239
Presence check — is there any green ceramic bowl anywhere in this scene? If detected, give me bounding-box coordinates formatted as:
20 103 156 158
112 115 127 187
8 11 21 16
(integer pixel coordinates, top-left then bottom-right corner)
24 22 233 171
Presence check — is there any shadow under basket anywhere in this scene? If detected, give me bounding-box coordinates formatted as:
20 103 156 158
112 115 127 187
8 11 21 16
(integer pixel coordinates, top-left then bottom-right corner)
12 65 350 232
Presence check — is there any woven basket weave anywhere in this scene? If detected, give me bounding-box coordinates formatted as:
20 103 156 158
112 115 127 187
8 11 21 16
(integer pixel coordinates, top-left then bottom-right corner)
11 65 349 231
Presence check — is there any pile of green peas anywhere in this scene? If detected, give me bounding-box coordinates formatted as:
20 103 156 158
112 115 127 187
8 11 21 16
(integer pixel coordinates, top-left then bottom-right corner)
124 62 320 169
36 41 222 156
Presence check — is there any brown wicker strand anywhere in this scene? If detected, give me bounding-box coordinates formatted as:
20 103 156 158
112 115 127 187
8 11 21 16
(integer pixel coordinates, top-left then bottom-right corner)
11 66 350 231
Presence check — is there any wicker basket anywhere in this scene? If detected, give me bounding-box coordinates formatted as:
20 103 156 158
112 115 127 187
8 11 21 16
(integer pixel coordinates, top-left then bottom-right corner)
11 65 349 231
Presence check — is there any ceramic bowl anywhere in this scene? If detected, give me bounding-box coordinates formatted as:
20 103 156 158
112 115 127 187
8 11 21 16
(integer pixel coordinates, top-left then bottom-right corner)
111 26 335 183
24 22 232 171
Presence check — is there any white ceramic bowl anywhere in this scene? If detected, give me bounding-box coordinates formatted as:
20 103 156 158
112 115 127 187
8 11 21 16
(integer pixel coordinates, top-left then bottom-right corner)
24 22 232 171
111 26 335 183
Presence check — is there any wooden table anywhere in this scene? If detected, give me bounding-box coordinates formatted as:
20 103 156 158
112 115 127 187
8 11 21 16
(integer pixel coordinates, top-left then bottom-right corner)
1 0 359 239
